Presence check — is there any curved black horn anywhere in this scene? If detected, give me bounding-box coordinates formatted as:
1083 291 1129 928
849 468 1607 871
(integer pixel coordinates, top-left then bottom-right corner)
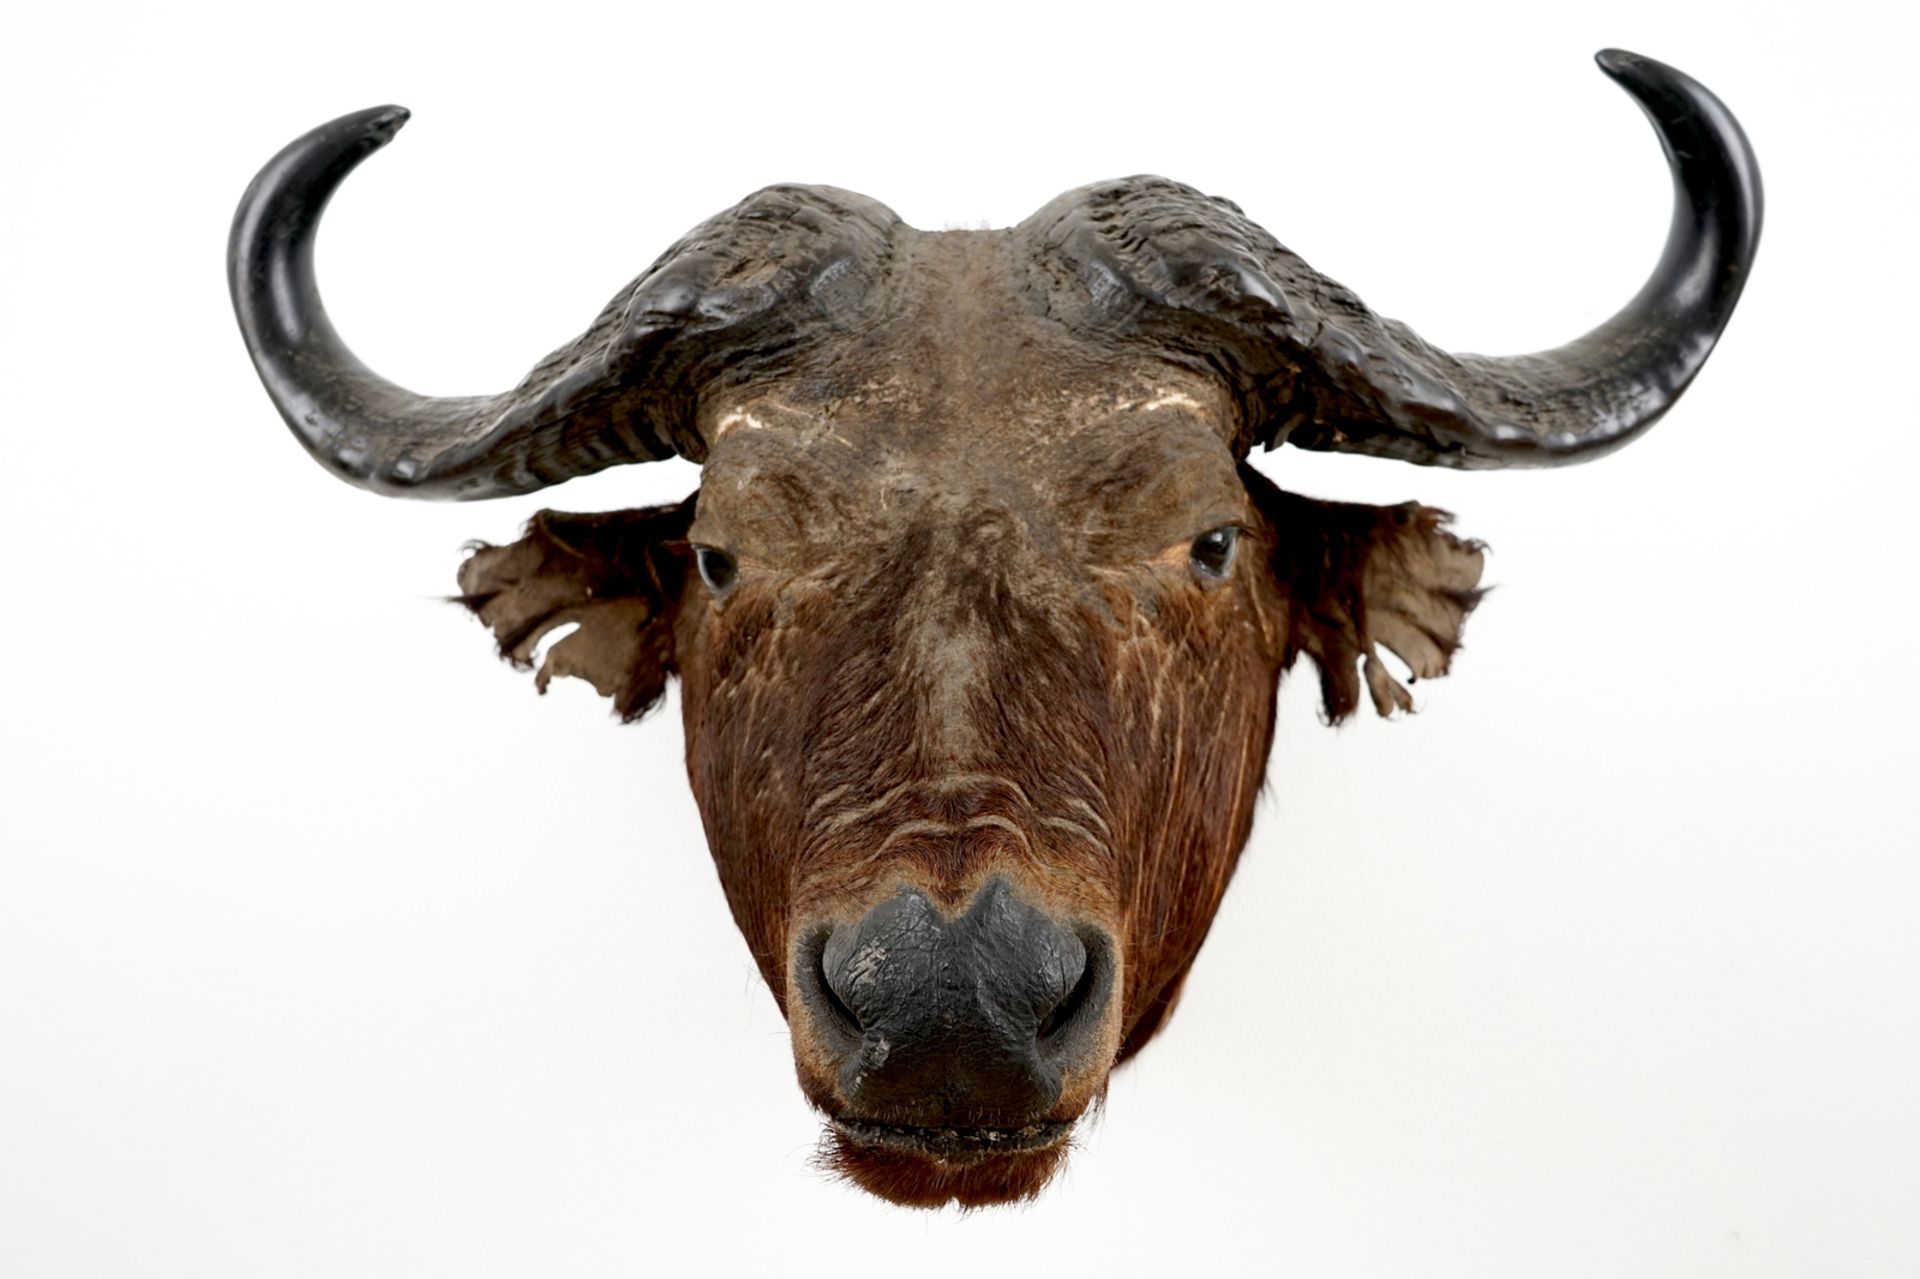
230 108 901 498
1020 50 1762 468
1289 48 1766 466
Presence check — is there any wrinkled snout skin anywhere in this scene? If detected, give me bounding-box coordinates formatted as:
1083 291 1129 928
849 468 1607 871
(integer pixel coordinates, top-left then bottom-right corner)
673 236 1288 1206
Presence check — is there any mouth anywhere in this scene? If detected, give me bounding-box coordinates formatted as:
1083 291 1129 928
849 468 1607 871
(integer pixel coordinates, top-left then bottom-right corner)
820 1116 1078 1207
830 1116 1073 1163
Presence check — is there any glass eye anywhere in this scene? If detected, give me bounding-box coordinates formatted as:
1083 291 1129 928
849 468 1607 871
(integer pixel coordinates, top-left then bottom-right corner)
1189 526 1239 580
694 545 738 593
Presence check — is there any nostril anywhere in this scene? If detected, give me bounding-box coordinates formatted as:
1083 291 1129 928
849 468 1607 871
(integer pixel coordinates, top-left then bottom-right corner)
1037 954 1096 1043
796 926 863 1049
817 941 864 1039
1036 927 1114 1062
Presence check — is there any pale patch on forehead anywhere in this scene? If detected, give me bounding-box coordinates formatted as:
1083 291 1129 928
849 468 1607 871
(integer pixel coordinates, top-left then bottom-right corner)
1139 389 1205 413
696 366 1239 549
1057 377 1219 413
1053 387 1211 431
713 407 773 439
707 367 1224 437
1005 377 1233 455
704 381 925 449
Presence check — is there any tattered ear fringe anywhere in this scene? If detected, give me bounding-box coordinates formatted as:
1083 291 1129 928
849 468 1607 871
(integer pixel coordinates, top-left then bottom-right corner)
448 591 535 668
1306 600 1488 725
447 587 563 671
449 590 673 722
534 600 674 723
1303 651 1399 725
1312 645 1364 725
451 497 695 723
611 690 673 724
1363 650 1416 717
1257 483 1489 725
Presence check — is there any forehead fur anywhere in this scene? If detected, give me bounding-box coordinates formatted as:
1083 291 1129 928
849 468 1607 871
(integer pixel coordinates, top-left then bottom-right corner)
689 226 1249 561
692 381 1247 567
694 223 1242 441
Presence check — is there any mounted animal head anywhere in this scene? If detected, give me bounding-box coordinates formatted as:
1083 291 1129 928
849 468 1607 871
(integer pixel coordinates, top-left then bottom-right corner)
229 50 1759 1207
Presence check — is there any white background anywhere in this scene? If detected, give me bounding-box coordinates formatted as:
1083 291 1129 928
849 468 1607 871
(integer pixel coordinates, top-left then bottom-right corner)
3 1 1915 1275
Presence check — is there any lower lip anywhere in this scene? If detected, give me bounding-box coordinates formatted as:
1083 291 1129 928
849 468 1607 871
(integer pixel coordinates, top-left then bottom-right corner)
832 1117 1073 1162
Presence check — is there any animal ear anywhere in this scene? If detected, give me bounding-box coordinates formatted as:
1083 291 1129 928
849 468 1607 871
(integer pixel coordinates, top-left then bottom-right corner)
455 495 696 721
1245 468 1487 723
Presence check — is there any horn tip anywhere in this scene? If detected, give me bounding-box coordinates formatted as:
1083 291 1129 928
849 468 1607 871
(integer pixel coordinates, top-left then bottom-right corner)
364 104 411 143
1594 47 1658 85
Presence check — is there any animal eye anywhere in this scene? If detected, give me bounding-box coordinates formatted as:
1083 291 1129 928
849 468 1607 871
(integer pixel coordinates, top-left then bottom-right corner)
1188 526 1239 580
694 545 738 593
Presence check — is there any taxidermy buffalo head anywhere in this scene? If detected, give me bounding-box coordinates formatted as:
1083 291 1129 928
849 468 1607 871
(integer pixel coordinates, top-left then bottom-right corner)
230 50 1759 1206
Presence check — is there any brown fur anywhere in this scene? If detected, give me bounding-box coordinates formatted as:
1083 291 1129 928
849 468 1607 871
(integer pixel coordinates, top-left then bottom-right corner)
817 1127 1073 1209
456 231 1487 1207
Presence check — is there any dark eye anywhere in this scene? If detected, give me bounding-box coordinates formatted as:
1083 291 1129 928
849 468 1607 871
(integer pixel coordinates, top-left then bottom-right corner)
694 545 738 593
1188 526 1239 580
